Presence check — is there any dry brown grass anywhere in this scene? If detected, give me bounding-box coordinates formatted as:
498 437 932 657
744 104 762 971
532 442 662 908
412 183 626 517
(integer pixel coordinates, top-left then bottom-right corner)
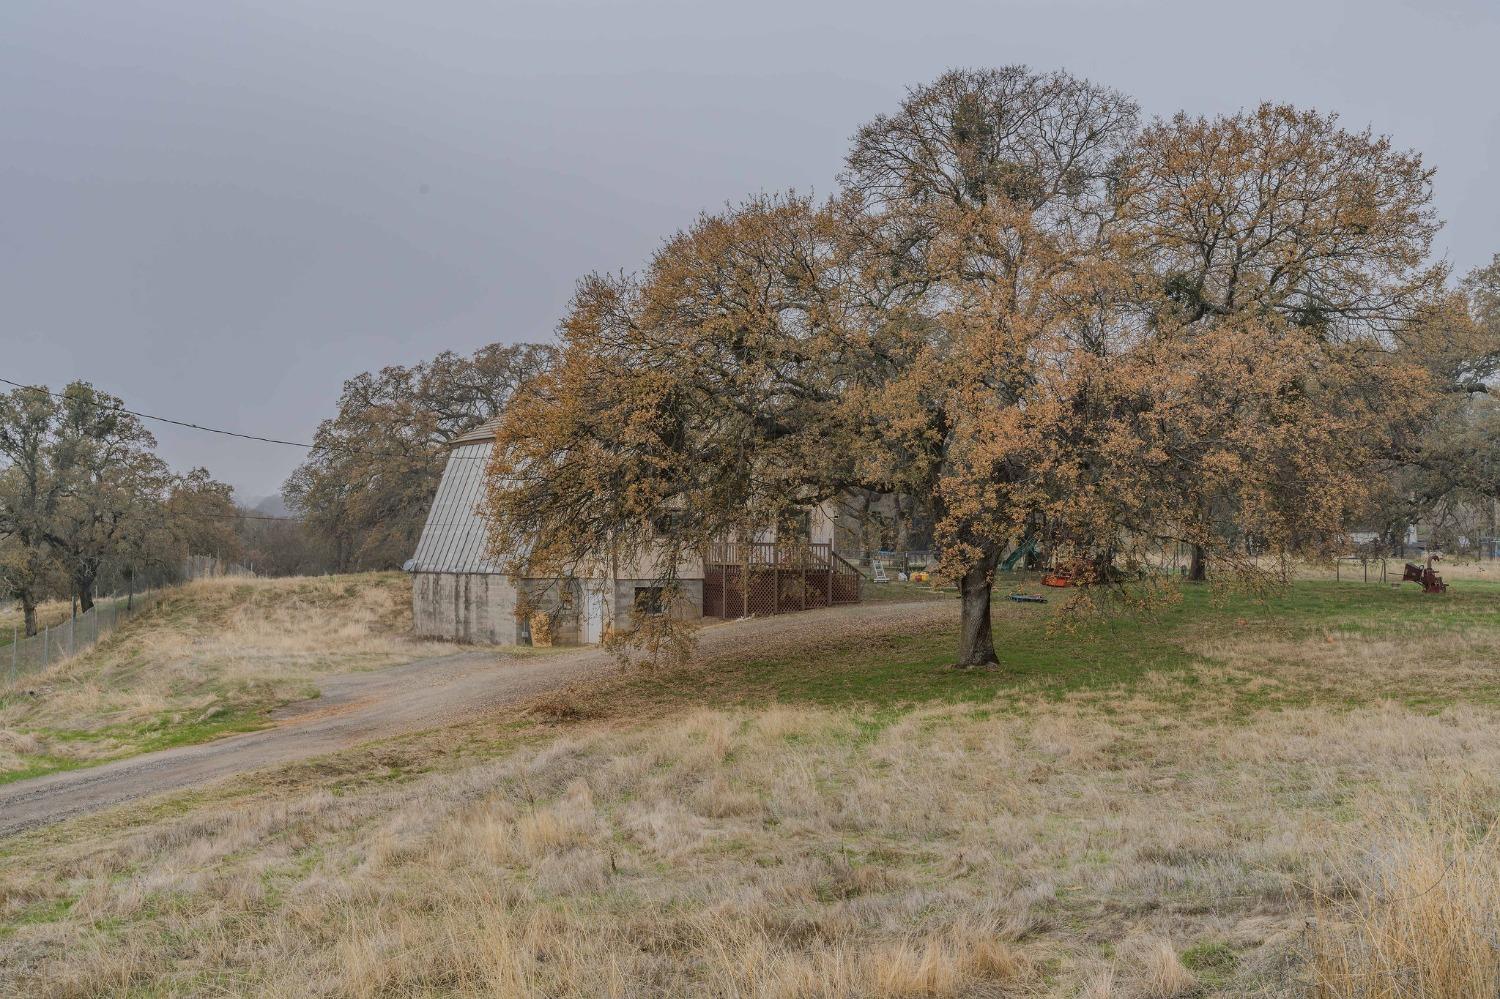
0 596 74 639
0 574 459 774
5 680 1500 996
3 582 1500 995
1129 938 1199 997
1190 627 1500 710
1289 556 1500 583
1309 801 1500 999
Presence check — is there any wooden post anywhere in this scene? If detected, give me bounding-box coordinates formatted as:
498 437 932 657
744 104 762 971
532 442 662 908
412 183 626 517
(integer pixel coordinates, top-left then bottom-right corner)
802 564 807 611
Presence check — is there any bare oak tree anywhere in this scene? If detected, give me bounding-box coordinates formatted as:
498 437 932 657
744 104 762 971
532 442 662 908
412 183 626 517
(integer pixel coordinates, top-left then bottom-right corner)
285 343 554 570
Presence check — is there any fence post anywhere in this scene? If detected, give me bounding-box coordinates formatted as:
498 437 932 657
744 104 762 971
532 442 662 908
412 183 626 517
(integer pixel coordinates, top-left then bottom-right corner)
10 625 16 683
43 624 49 666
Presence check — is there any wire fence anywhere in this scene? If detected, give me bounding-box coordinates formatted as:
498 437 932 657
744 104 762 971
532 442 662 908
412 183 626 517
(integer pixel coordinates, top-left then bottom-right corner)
182 555 256 581
4 590 162 689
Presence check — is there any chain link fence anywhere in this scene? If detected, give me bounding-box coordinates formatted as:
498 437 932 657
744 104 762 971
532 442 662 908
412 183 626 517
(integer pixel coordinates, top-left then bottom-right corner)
3 590 161 688
181 555 256 581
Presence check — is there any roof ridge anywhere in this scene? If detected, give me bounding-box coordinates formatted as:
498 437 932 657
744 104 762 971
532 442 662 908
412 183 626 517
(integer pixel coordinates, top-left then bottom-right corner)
448 415 504 447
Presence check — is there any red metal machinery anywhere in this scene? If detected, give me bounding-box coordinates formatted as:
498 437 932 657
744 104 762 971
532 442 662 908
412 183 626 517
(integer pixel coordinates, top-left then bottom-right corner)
1397 555 1448 594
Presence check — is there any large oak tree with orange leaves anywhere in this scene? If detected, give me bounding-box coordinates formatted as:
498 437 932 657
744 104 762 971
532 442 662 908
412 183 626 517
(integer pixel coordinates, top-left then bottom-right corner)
485 67 1491 669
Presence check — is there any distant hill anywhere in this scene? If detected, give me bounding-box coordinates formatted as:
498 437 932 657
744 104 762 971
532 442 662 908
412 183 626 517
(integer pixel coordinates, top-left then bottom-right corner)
254 495 292 518
236 494 293 518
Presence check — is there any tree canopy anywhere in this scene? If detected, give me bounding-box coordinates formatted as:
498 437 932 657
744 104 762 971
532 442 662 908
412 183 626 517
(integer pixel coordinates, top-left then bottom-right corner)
284 342 554 571
484 67 1500 668
0 382 239 633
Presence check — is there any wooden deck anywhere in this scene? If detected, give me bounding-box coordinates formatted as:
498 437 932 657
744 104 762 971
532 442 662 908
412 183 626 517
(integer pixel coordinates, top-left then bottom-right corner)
702 542 862 619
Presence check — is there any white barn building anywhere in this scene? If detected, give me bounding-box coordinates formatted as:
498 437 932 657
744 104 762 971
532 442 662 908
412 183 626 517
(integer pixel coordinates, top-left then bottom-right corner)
407 419 706 645
408 419 865 646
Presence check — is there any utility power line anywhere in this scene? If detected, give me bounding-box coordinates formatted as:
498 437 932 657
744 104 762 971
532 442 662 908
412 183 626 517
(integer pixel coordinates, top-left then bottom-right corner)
217 512 303 522
0 376 351 451
0 377 314 521
0 376 497 462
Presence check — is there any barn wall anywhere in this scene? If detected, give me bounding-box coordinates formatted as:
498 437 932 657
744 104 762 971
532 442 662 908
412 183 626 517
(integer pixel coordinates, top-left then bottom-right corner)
411 572 706 646
610 578 704 633
412 571 520 645
515 577 585 645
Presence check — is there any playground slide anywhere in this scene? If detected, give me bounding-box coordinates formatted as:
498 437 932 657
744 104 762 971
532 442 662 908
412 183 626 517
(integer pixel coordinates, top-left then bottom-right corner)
1001 538 1037 572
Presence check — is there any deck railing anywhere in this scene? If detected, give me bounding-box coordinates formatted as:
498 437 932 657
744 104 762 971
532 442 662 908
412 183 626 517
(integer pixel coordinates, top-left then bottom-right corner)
705 541 843 568
702 541 862 618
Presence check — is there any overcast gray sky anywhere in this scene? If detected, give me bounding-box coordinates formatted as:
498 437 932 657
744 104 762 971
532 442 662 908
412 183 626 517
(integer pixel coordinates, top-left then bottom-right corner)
3 0 1497 500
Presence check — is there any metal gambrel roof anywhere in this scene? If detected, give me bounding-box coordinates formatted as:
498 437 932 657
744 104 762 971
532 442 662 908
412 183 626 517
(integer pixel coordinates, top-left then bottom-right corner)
448 416 504 448
409 441 504 574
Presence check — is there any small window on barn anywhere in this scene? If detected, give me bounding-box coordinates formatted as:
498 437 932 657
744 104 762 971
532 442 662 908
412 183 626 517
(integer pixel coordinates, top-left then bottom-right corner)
634 586 667 616
651 511 687 535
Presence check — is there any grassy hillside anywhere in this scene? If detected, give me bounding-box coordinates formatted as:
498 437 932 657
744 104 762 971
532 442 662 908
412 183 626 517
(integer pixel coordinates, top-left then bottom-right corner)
3 579 1500 995
0 573 457 783
0 597 78 646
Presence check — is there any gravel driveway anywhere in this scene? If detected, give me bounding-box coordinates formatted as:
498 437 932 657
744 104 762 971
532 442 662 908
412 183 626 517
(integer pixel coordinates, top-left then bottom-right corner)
0 599 954 838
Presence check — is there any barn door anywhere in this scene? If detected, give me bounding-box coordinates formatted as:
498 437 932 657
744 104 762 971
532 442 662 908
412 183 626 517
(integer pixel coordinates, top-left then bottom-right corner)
582 583 607 644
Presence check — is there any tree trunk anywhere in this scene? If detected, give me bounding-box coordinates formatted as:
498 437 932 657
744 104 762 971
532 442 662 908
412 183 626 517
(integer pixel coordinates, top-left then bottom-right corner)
79 578 95 613
955 549 1001 669
1187 543 1207 582
22 599 37 638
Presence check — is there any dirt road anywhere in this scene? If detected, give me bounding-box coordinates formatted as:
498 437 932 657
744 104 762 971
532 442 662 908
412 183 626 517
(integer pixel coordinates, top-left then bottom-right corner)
0 600 953 838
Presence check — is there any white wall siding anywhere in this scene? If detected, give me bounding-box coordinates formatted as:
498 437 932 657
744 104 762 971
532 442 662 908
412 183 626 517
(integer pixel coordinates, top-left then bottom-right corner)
412 571 520 644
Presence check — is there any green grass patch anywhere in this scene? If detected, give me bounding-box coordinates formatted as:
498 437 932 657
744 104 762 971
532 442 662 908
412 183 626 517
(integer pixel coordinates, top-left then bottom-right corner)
0 894 77 939
621 580 1500 716
0 754 90 787
1181 939 1238 983
1 707 272 785
860 581 952 604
